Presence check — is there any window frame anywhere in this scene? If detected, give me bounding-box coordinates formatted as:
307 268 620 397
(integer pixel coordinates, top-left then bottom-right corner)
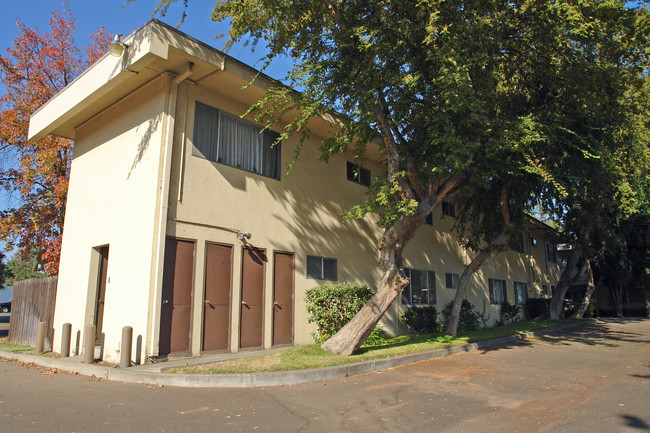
401 268 436 305
192 101 282 180
509 232 524 253
306 255 338 281
513 281 528 305
441 201 456 218
488 278 507 305
546 243 557 263
346 161 371 187
445 272 459 289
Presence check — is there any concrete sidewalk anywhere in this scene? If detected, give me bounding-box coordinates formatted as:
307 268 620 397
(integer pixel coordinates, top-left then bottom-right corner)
0 321 589 388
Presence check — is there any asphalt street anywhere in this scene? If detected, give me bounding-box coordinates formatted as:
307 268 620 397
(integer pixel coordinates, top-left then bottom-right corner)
0 318 648 432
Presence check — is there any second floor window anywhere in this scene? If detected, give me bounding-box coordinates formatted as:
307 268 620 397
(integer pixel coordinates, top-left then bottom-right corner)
509 232 524 253
193 102 281 179
546 243 557 263
442 201 456 218
346 161 371 186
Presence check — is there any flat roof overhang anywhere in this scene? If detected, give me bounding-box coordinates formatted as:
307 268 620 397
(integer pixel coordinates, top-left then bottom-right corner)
28 20 383 163
28 20 227 142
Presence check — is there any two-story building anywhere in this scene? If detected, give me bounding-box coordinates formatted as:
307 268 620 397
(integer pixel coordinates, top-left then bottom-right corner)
28 20 561 364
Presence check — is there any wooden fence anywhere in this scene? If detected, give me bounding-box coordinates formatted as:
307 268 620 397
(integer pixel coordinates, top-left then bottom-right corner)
9 276 58 350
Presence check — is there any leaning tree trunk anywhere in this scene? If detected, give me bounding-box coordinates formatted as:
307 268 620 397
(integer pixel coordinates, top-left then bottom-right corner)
446 187 512 336
445 237 505 336
321 217 415 355
609 283 624 318
573 259 595 319
549 245 584 320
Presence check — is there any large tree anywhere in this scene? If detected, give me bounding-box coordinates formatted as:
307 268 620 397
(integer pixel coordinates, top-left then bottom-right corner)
155 0 650 354
0 6 111 274
548 67 650 320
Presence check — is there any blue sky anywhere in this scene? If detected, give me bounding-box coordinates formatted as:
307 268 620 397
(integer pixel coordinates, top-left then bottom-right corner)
0 1 292 259
0 0 290 78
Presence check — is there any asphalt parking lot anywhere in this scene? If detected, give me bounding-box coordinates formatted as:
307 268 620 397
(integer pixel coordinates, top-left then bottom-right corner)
0 318 648 432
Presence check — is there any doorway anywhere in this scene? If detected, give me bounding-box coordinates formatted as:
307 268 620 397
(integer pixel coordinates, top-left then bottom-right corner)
202 243 232 351
273 252 294 346
93 246 109 344
240 247 266 349
159 238 194 356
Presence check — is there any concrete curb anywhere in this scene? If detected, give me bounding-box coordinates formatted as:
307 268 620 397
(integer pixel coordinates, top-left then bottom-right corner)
0 321 589 388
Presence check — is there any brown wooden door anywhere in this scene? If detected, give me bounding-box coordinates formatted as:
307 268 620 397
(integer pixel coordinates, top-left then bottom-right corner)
203 243 232 351
94 246 109 344
159 238 194 355
240 248 265 348
273 252 294 346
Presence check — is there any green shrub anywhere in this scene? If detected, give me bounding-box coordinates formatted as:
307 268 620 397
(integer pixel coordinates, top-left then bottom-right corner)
401 305 440 334
500 301 521 323
525 298 550 320
442 300 481 332
305 282 382 344
363 327 389 346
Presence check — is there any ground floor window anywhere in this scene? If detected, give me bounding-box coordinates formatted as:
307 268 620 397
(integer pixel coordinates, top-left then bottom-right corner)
402 268 436 305
446 273 459 289
514 281 528 305
306 255 337 281
489 278 507 304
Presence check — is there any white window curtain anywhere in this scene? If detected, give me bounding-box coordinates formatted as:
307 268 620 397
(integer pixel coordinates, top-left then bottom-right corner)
219 113 263 174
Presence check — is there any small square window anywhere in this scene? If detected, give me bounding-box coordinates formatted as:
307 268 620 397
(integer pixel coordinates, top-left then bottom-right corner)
346 161 371 187
424 213 433 225
441 201 456 218
306 255 337 280
531 237 537 247
445 273 459 289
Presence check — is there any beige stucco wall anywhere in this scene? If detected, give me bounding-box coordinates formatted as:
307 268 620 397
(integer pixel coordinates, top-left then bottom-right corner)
53 75 170 363
164 79 562 355
51 35 561 363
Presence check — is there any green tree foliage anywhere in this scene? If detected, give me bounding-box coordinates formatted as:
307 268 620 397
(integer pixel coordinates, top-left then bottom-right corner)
4 252 46 285
154 0 650 353
304 282 372 342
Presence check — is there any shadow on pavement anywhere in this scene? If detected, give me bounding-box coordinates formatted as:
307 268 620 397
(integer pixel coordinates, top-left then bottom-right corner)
476 318 650 354
620 414 650 430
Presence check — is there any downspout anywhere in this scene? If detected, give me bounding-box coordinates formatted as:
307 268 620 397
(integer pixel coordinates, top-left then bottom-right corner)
146 62 193 360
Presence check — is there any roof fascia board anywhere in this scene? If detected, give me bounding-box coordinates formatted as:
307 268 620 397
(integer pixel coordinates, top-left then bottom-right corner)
27 20 225 142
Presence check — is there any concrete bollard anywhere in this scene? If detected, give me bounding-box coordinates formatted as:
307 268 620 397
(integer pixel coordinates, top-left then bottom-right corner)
35 321 47 353
83 324 95 364
120 326 133 368
61 323 72 357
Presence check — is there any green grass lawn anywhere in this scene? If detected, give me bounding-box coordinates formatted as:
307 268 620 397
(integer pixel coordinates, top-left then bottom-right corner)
0 337 33 354
170 319 582 374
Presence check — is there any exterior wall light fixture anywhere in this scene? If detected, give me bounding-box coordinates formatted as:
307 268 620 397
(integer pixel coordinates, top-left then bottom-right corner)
109 34 127 57
237 233 251 241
